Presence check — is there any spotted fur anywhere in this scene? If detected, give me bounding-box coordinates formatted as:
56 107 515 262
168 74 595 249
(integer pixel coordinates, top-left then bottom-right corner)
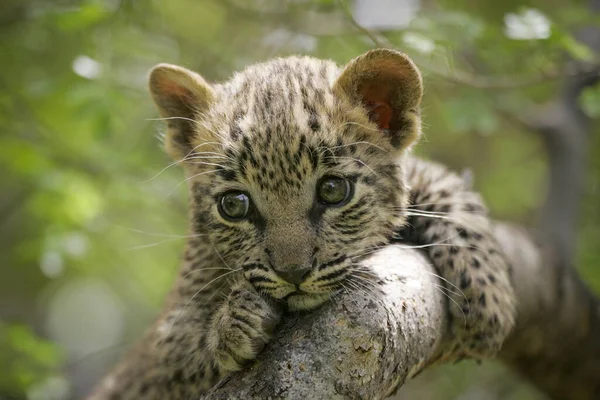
88 50 516 399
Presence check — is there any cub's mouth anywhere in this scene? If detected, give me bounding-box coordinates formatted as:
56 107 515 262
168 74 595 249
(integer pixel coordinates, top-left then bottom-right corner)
284 291 332 311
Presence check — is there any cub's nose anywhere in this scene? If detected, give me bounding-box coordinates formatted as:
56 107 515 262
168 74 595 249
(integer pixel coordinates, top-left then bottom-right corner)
273 265 311 285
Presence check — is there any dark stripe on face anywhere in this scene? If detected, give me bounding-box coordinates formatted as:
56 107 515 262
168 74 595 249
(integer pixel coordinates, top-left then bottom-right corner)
315 267 349 283
248 275 276 285
337 197 369 220
317 255 347 271
297 135 306 159
230 111 243 141
335 227 363 235
243 263 269 273
216 165 237 181
310 149 319 171
338 235 368 245
316 280 343 289
194 211 210 231
308 202 326 226
192 182 210 196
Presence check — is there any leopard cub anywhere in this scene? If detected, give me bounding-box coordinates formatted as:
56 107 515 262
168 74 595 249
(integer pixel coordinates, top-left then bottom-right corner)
88 49 516 399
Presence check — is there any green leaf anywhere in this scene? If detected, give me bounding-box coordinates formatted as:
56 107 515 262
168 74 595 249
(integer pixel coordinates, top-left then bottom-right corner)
580 83 600 118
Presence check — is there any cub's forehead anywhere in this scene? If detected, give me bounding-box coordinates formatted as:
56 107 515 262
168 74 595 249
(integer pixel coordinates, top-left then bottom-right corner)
208 57 342 142
224 56 340 95
190 56 385 188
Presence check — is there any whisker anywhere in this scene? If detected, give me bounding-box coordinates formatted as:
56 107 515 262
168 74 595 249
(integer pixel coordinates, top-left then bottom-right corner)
323 155 378 176
334 121 382 134
184 161 226 168
433 285 467 329
403 209 452 216
433 282 464 299
125 237 193 250
141 140 224 183
180 267 240 281
424 271 469 303
119 227 205 239
210 242 236 272
339 281 367 309
408 201 468 208
344 278 385 308
345 276 381 297
402 212 461 222
318 140 387 153
396 242 470 250
166 169 219 198
185 155 230 162
168 268 242 332
147 116 200 124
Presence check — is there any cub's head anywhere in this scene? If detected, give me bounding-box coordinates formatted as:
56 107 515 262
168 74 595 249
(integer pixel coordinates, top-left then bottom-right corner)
149 49 423 310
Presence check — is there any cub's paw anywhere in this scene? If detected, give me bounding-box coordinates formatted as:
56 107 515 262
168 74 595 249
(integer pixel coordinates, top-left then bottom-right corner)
207 282 281 372
432 235 516 362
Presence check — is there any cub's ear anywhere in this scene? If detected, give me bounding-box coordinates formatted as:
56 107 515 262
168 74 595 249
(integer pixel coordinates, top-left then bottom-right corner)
148 64 215 160
333 49 423 151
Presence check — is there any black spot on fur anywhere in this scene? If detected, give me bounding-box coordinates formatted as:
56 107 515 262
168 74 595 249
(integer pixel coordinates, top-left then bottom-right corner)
172 368 185 384
138 383 149 395
308 113 320 132
360 175 376 186
459 271 471 289
478 293 485 307
216 166 237 181
230 124 242 141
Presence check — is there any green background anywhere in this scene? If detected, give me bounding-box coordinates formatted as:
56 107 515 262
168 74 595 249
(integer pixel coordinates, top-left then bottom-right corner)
1 0 598 398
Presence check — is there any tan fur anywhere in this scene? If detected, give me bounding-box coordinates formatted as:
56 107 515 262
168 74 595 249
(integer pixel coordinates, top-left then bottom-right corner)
88 50 516 399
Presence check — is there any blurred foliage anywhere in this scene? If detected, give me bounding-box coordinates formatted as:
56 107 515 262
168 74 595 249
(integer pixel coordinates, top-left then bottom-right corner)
0 0 598 398
0 324 63 395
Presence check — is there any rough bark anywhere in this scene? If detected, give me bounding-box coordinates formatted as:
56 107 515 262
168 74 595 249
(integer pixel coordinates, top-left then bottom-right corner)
201 223 600 400
202 246 447 400
496 225 600 400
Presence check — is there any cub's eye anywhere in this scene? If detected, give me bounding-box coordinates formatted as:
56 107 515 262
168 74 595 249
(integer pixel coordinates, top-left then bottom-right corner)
218 191 250 221
317 176 353 206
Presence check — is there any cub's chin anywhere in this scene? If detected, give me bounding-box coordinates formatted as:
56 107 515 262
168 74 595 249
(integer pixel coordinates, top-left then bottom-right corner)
285 292 331 311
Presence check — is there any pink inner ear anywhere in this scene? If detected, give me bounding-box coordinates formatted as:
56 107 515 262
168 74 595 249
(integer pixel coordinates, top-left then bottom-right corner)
367 101 392 130
362 84 393 130
372 102 392 129
161 80 192 99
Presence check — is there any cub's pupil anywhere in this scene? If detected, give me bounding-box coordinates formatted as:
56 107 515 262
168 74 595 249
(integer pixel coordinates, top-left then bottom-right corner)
220 192 249 219
318 177 350 205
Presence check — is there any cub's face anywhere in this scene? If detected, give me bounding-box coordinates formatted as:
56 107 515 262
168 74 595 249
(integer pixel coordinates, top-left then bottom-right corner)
149 51 423 310
192 123 407 310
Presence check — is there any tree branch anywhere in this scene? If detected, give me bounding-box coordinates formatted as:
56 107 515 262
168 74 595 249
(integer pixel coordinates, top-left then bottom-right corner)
495 224 600 400
202 223 600 400
202 247 447 399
